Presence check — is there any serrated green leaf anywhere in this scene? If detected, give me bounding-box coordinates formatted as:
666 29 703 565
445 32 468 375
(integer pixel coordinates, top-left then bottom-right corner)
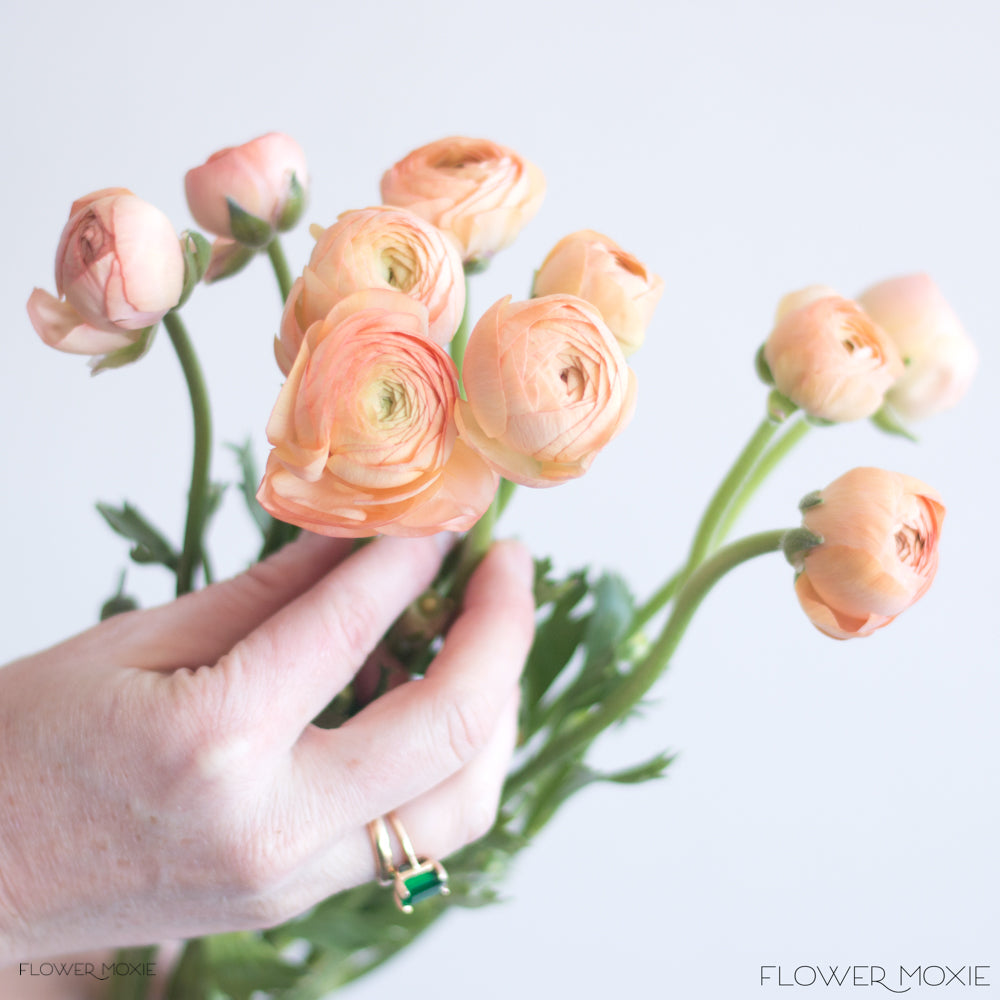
227 440 273 535
96 501 178 571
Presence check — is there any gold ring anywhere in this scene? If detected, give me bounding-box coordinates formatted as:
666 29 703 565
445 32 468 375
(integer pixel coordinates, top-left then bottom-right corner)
366 811 450 913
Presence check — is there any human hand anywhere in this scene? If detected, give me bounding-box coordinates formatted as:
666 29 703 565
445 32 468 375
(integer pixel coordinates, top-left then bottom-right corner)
0 533 535 962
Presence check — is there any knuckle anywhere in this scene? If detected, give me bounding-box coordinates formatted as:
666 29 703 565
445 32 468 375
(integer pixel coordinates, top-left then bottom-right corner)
442 692 494 768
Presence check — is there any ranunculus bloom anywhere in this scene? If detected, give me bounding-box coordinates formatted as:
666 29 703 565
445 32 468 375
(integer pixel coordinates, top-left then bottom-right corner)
27 188 184 357
763 293 904 421
258 289 498 537
455 294 637 488
275 207 465 375
531 230 663 356
380 137 545 262
856 273 977 422
184 132 308 242
794 467 945 639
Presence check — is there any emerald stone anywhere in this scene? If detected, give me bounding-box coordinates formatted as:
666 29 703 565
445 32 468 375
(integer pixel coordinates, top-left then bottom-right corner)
400 867 446 906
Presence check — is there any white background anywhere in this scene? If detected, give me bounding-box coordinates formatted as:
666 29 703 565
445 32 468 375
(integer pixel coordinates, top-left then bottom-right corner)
1 0 997 997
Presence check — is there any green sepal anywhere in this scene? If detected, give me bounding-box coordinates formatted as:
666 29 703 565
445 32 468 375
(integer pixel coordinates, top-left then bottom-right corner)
227 440 272 535
755 343 775 386
804 413 836 427
798 490 824 512
463 257 491 275
870 404 918 442
766 388 798 423
276 171 307 231
227 198 274 247
88 325 156 375
781 527 824 570
177 230 212 306
204 241 255 283
100 570 139 620
96 501 179 571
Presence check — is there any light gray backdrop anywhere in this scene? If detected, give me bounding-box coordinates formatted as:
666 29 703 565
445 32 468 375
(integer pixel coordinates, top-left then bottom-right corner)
1 0 996 997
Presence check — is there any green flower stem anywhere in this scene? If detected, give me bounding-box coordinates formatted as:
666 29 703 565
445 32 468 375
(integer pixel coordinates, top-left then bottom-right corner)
450 276 472 397
164 311 212 597
713 416 812 547
266 236 294 302
506 529 788 794
496 476 518 518
682 416 781 579
451 493 499 596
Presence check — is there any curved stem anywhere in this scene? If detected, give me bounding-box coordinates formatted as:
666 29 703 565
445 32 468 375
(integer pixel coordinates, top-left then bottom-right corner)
449 276 471 398
266 237 294 302
713 416 812 546
506 529 787 794
682 416 780 578
164 311 212 596
451 493 498 596
496 477 517 519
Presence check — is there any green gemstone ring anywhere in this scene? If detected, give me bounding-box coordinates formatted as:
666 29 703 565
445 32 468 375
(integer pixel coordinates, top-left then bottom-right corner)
368 811 450 914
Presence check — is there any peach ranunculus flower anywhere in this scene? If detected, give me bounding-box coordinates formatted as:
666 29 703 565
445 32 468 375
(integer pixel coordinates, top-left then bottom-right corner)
27 188 184 364
455 294 637 488
258 289 498 537
762 290 904 422
274 207 466 375
184 132 308 245
380 137 545 263
792 467 945 640
856 273 977 422
531 230 663 357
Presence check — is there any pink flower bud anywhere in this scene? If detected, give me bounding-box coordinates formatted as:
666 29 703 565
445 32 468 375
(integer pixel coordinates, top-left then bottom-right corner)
794 467 945 639
763 293 904 421
532 230 663 356
856 273 977 421
258 290 497 537
275 207 465 375
184 133 309 242
27 188 184 359
456 295 636 488
380 137 545 262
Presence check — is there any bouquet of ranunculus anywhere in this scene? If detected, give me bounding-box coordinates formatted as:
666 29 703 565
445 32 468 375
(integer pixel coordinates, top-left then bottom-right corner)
23 132 974 998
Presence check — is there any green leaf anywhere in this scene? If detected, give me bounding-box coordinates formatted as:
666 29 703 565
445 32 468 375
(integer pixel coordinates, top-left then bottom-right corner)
202 932 301 1000
89 325 157 375
227 440 273 535
581 573 634 672
177 230 213 306
276 172 307 231
96 501 178 571
105 945 158 1000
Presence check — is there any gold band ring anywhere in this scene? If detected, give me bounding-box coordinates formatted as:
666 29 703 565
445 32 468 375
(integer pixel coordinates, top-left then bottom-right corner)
367 811 450 913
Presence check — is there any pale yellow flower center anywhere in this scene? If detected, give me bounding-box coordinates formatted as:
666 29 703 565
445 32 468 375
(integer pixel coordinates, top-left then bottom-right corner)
380 245 418 291
366 377 411 427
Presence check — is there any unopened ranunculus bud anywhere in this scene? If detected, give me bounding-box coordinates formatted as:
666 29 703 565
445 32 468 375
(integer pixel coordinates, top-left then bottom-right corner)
793 467 945 639
380 137 545 263
856 273 976 422
184 133 309 246
27 188 184 367
762 292 904 422
532 230 663 356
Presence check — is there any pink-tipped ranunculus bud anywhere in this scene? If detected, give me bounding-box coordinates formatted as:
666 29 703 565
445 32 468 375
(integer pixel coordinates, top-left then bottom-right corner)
531 230 663 356
258 289 498 537
762 292 904 421
455 294 637 488
274 207 465 375
27 188 184 360
380 137 545 263
856 273 977 422
184 132 308 245
793 467 945 639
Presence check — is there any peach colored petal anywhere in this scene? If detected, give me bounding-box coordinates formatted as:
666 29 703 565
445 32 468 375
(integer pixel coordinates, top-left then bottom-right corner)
26 288 136 355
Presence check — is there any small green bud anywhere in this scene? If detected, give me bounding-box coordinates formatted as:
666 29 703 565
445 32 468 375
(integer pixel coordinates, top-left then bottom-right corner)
227 199 274 248
781 527 824 571
276 172 307 232
100 570 139 620
464 257 491 276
